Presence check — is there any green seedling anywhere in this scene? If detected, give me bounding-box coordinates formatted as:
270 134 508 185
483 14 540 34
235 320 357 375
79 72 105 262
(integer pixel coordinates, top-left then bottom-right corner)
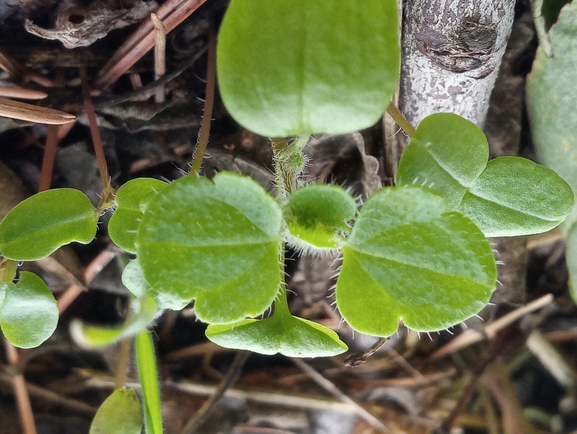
0 0 574 431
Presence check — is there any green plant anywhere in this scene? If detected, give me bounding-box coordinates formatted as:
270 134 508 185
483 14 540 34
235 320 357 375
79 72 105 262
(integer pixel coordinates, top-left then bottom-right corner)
0 0 574 431
527 0 577 303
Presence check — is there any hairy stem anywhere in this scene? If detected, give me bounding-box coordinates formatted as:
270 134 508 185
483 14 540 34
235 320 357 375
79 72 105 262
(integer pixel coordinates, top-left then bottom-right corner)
190 19 217 176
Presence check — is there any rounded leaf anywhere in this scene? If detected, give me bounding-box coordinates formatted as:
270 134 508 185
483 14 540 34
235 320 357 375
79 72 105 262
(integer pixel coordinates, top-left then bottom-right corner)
90 388 142 434
397 113 489 209
285 184 356 250
459 157 574 237
136 172 283 324
0 272 58 348
121 259 149 299
397 114 574 237
109 178 168 253
0 189 97 261
206 313 347 358
336 186 496 337
217 0 400 136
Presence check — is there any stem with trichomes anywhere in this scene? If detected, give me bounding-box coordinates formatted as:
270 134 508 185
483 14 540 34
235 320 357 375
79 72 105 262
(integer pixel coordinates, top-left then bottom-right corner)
271 135 310 318
190 19 216 176
271 135 310 205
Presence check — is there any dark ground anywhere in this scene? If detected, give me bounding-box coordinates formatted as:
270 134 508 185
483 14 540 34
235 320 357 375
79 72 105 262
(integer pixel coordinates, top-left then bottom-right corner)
1 1 577 433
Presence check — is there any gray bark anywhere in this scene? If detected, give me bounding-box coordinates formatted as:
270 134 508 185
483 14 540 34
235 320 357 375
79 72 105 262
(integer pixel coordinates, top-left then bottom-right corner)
396 1 526 318
399 0 516 127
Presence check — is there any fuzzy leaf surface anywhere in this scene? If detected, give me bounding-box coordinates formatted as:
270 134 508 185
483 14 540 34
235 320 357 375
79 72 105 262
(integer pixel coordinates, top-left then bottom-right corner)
397 113 573 237
458 157 573 237
206 312 347 357
109 178 168 253
285 184 356 250
0 189 97 260
89 388 142 434
137 172 283 324
217 0 400 136
0 272 58 348
336 186 496 337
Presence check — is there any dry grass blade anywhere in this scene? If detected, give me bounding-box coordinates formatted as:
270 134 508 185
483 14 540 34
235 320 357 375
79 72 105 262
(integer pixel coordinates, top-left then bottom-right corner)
96 0 207 89
0 86 48 100
0 97 75 125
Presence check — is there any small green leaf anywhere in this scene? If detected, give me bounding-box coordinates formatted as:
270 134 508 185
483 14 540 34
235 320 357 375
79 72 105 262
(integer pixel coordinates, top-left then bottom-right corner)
109 178 168 253
397 113 488 209
458 157 574 237
206 312 347 358
217 0 400 136
90 388 143 434
137 172 283 324
71 296 158 348
0 272 58 348
336 186 496 337
136 330 163 434
0 189 97 261
285 184 356 250
397 113 574 237
122 259 149 299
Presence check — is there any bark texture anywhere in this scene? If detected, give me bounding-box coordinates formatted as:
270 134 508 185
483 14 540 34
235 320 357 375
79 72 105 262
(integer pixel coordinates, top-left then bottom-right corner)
400 0 516 127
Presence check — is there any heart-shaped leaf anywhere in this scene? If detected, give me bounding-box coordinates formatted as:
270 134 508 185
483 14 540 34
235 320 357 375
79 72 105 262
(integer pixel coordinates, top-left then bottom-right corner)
284 184 356 251
336 186 496 337
109 178 168 253
0 189 97 261
397 113 574 237
90 388 143 434
217 0 400 136
137 172 283 324
0 271 58 348
70 296 158 348
458 157 574 237
206 302 347 357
